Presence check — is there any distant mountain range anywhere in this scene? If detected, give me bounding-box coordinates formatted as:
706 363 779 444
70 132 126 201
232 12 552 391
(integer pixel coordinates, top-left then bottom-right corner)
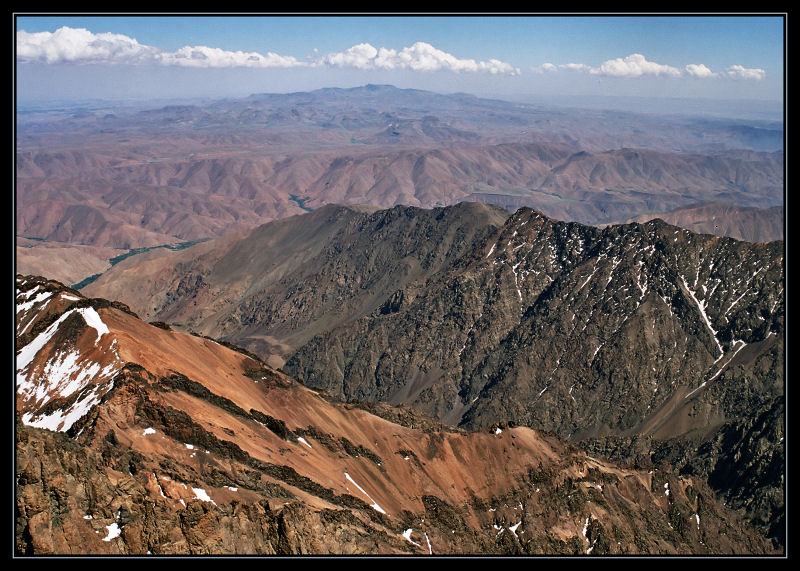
17 85 783 257
620 202 783 243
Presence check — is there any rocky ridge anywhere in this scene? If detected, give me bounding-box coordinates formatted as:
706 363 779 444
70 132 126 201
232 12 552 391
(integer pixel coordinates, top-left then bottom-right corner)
79 203 783 549
15 274 777 555
281 206 784 547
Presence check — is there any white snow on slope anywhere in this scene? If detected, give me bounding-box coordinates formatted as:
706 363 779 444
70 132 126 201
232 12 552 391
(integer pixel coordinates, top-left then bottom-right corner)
77 307 110 344
102 523 121 542
16 309 75 374
344 472 386 515
192 487 216 505
680 275 723 357
16 305 121 432
21 382 112 432
402 529 421 548
16 290 53 316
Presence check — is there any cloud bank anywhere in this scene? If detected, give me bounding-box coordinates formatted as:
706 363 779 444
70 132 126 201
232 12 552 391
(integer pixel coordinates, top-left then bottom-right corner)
318 41 519 74
16 27 159 65
16 26 518 75
16 27 767 83
544 53 766 81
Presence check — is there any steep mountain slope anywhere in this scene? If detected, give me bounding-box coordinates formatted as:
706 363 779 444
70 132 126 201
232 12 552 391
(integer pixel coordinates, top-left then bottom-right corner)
85 204 782 441
82 203 784 548
15 274 776 555
282 207 783 434
83 202 510 366
283 207 785 548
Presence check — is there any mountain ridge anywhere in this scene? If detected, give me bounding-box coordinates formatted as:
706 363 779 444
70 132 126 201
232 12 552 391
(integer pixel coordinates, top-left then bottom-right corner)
81 202 784 549
16 273 778 555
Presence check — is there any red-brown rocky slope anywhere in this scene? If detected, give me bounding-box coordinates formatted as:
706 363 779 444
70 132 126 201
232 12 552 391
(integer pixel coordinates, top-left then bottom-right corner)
15 275 776 556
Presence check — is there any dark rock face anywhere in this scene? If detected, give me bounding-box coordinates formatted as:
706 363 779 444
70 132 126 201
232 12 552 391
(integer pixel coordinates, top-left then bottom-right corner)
282 206 784 548
286 208 783 436
579 396 785 550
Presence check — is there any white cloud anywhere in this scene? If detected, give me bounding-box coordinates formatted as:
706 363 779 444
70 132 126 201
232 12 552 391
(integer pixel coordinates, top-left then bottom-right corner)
318 42 381 69
559 62 594 73
531 62 558 73
16 26 159 64
17 27 768 85
158 45 302 68
590 53 682 78
17 28 519 76
318 41 519 75
685 63 718 78
725 64 766 80
16 26 304 68
551 55 767 83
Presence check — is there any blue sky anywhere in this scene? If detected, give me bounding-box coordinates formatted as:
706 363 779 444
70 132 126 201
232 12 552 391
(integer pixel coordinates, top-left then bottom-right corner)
15 14 785 106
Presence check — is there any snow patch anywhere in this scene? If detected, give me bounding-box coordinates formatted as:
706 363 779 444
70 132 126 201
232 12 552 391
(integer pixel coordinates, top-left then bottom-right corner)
680 275 723 357
16 290 53 316
344 472 386 515
76 307 110 345
16 309 76 374
21 382 112 432
102 523 121 542
402 528 421 548
192 487 216 504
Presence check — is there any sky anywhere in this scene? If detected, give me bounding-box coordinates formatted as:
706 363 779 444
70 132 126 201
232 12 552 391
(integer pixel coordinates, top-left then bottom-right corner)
14 13 785 110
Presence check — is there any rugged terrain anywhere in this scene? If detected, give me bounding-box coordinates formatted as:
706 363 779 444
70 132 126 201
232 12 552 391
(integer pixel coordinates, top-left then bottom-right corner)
15 85 785 555
15 274 779 555
82 202 785 549
17 85 784 288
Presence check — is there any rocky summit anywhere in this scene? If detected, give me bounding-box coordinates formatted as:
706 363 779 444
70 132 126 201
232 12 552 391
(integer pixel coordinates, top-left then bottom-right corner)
14 274 779 556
